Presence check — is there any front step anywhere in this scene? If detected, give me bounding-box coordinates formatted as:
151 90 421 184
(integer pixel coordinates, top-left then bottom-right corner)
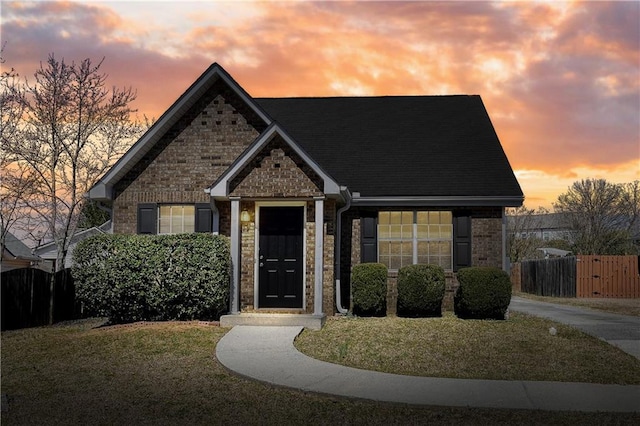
220 313 326 330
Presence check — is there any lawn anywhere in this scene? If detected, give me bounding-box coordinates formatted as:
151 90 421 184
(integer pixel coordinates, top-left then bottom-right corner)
1 318 639 425
295 312 640 384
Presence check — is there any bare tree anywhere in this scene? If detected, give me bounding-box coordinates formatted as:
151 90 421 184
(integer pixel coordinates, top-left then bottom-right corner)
0 43 33 252
3 54 144 270
506 205 548 262
554 178 639 255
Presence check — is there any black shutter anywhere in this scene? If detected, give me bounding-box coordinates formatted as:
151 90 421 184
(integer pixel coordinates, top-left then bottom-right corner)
195 203 212 233
453 213 471 271
137 203 157 234
361 214 378 263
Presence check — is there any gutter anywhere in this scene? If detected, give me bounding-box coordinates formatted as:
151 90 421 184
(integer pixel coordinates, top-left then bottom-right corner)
334 186 352 315
350 194 524 207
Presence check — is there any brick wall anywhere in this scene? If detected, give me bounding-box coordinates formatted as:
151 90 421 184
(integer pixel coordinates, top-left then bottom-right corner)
237 200 335 315
230 137 323 198
113 81 263 234
240 201 256 310
472 217 503 268
344 208 504 314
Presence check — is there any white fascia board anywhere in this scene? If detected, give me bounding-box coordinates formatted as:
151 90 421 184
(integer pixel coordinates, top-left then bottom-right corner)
88 183 111 201
208 123 342 198
351 195 525 207
277 129 342 197
88 63 272 200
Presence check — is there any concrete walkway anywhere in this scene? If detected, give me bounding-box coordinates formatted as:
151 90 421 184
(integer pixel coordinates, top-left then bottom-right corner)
217 304 640 413
509 296 640 360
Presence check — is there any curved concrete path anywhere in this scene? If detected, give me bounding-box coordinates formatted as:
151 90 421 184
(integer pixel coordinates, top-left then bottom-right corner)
217 324 640 412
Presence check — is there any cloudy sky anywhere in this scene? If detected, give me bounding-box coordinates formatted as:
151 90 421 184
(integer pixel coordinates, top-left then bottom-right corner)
2 0 639 208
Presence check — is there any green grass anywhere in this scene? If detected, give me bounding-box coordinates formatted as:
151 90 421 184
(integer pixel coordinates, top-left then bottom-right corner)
295 313 640 384
2 319 639 425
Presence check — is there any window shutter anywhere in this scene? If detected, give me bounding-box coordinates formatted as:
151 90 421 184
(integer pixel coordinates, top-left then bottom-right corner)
453 213 471 271
195 203 213 233
137 204 157 234
361 214 378 263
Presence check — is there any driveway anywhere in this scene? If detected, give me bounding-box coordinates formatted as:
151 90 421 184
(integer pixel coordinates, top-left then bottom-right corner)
509 296 640 360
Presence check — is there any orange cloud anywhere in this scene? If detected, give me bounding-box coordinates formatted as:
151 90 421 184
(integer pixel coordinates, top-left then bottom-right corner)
1 0 638 209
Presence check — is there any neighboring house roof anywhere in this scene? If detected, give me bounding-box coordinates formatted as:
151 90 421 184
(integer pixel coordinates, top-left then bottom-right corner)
2 231 40 262
507 213 573 232
537 247 573 258
89 63 523 207
34 221 112 268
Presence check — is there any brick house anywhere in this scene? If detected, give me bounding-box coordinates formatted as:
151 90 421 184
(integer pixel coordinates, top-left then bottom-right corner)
88 63 523 328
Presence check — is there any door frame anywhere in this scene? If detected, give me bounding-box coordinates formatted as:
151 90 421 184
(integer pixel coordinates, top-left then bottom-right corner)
254 201 307 309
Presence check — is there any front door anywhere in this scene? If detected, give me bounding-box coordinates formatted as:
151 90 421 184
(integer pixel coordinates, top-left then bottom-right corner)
258 206 304 308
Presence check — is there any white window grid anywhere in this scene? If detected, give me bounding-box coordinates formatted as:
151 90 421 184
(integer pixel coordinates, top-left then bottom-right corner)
158 205 195 234
378 211 453 271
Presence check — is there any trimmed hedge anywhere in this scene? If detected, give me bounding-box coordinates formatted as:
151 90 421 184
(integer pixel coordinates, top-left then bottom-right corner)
454 267 512 320
351 263 387 317
397 264 445 317
72 233 230 323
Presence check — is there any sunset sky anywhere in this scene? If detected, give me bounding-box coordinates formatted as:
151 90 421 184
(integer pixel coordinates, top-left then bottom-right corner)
2 0 639 209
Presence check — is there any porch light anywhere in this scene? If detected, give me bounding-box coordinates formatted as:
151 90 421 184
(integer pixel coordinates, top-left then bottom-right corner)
240 209 251 223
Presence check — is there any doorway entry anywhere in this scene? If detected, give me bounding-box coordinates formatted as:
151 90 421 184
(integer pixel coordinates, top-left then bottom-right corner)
257 206 304 308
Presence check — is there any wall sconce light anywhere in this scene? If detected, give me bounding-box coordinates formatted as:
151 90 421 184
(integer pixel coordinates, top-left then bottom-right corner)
240 209 251 223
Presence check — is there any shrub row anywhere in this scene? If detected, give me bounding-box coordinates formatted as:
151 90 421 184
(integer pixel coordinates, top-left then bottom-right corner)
351 264 511 320
397 264 446 317
72 233 231 324
351 263 387 316
454 267 512 320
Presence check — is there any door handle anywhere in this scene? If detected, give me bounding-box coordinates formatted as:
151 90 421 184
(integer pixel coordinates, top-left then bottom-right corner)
259 262 264 267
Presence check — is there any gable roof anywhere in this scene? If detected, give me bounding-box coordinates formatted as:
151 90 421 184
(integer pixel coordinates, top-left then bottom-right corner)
2 231 40 261
208 123 342 198
89 63 272 201
88 63 523 207
256 96 523 204
34 220 112 258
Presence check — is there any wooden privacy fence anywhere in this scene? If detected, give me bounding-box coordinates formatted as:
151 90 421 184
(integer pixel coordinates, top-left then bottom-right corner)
1 268 79 331
519 255 640 298
520 257 577 297
576 255 640 298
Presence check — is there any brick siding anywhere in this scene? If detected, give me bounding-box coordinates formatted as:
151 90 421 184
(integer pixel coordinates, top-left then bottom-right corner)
344 208 504 315
112 81 263 234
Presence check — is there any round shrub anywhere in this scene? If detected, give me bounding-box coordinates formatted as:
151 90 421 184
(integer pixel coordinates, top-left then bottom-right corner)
351 263 387 317
397 264 445 317
454 267 512 320
72 233 231 323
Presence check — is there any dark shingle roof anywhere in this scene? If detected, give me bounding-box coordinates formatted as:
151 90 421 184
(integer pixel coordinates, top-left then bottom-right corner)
255 96 522 199
3 231 40 261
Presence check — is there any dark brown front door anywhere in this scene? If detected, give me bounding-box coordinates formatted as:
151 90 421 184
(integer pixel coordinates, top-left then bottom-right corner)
258 206 304 308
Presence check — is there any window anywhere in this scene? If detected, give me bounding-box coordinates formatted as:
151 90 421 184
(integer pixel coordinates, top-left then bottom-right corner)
137 203 214 235
378 211 453 270
158 205 195 234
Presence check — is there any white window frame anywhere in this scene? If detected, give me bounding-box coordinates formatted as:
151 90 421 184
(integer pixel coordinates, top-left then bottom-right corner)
378 210 453 271
158 205 195 234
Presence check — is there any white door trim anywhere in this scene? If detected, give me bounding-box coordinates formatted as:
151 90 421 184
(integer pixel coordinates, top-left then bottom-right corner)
254 201 307 309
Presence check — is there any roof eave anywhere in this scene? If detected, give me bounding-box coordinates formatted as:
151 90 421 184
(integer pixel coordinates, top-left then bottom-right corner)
351 195 525 207
208 123 342 199
88 63 272 201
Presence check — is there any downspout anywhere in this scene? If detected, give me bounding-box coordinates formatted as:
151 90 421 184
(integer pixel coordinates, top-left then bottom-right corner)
334 186 352 314
502 207 508 272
